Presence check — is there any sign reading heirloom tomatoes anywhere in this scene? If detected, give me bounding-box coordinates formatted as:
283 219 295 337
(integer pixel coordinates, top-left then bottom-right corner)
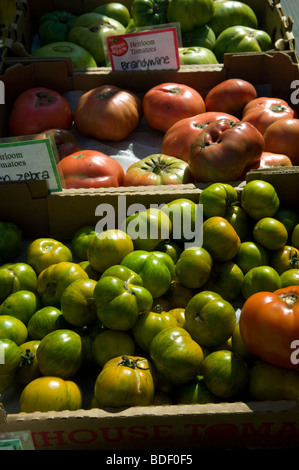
0 136 63 192
106 25 181 71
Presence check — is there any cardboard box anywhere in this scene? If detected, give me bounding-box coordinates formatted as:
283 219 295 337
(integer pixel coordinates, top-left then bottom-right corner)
1 52 299 451
2 0 297 64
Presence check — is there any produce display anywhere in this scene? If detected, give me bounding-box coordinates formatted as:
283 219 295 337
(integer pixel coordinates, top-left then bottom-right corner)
29 1 275 66
6 77 299 189
1 178 299 413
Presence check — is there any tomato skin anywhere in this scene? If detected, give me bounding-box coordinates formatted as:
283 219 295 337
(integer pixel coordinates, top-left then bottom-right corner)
57 150 125 189
9 87 73 136
162 111 238 162
74 85 142 141
131 0 169 26
263 118 299 165
71 225 97 261
204 261 244 301
123 154 189 186
199 182 239 219
16 340 41 385
280 269 299 287
94 355 156 408
150 327 204 384
27 306 67 340
142 82 206 132
167 0 214 32
35 128 81 160
189 119 264 182
235 241 269 274
175 375 219 404
0 338 22 375
0 262 38 304
252 217 288 251
19 376 83 412
60 278 97 327
0 315 28 345
202 216 241 262
244 151 293 175
92 330 135 368
36 329 83 379
88 229 134 273
239 286 299 369
175 247 213 289
241 265 281 299
205 79 257 118
0 290 39 324
242 97 298 135
240 179 280 221
132 310 178 353
271 246 299 275
207 1 258 37
26 238 73 275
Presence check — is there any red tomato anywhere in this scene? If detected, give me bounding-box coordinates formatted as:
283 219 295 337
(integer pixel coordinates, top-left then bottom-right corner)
205 78 257 118
142 82 206 132
41 129 81 159
263 118 299 165
74 85 142 141
189 119 264 182
8 87 73 136
239 286 299 369
242 97 298 135
242 151 292 178
57 150 124 189
161 111 239 162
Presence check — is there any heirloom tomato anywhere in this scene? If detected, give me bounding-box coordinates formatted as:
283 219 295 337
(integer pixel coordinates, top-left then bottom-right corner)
242 97 298 135
243 151 292 175
182 24 216 49
167 307 186 328
71 225 97 261
16 340 41 385
185 290 237 347
161 111 238 162
38 128 81 159
239 286 299 369
36 261 88 306
155 240 182 264
165 280 193 309
0 290 39 324
94 275 153 330
0 315 28 345
150 326 204 384
92 330 135 368
252 217 288 251
122 207 172 251
235 241 269 274
8 87 73 136
292 224 299 249
94 355 156 408
199 182 239 219
27 306 66 340
19 376 83 412
26 238 73 275
0 338 21 375
38 10 77 44
123 154 190 186
207 0 258 37
161 198 199 244
202 350 248 398
32 41 97 68
241 265 281 299
240 179 280 221
132 309 178 353
167 0 214 32
202 216 241 262
175 247 213 289
87 229 134 273
271 246 299 275
189 119 264 182
0 263 37 304
121 250 175 298
274 207 299 235
249 360 299 401
60 278 97 327
74 85 142 140
93 3 131 27
204 261 244 301
142 82 206 132
131 0 169 26
179 46 218 65
175 374 219 404
0 221 22 263
263 118 299 165
224 205 249 241
37 329 83 379
280 269 299 288
57 150 125 189
214 26 273 63
100 264 143 286
205 78 257 118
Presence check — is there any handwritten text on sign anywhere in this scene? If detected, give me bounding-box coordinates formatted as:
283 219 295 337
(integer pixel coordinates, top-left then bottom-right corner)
107 27 180 71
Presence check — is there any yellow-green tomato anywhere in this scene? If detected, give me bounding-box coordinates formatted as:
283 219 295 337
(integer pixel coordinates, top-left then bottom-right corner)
26 238 73 275
61 278 97 327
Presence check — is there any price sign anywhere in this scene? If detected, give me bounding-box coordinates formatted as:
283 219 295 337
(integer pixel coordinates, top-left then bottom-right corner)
106 25 181 72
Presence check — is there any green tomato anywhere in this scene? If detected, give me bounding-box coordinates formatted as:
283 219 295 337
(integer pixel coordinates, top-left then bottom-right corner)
241 180 280 221
38 10 78 44
252 217 288 251
94 275 153 330
199 182 239 218
131 0 169 27
60 279 98 328
0 262 37 304
280 269 299 288
0 315 28 345
182 24 216 49
68 12 126 65
185 290 237 348
16 340 41 385
0 221 22 264
26 237 73 276
27 306 68 340
161 198 199 244
71 225 97 261
94 2 131 27
132 309 178 353
0 338 22 375
167 0 214 32
32 41 97 68
92 330 135 368
179 46 218 65
100 264 143 286
274 207 299 235
208 0 258 37
175 375 220 404
235 241 269 274
175 247 213 289
204 261 244 301
214 25 273 62
121 250 175 298
0 290 40 324
241 266 281 299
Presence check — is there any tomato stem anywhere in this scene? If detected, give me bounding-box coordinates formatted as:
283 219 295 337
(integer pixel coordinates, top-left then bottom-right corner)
117 355 149 370
279 293 299 308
